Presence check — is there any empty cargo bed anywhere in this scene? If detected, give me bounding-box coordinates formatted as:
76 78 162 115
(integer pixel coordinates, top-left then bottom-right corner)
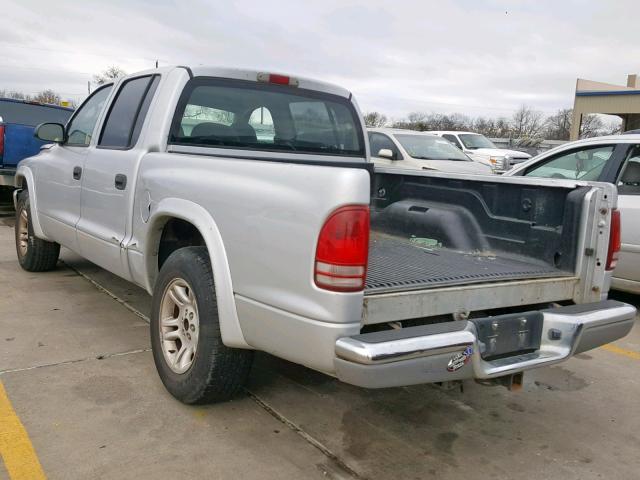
366 171 587 296
365 234 569 294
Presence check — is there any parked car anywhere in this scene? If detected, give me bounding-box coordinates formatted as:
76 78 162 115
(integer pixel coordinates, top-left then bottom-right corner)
0 98 74 189
429 131 531 173
368 128 493 174
506 134 640 294
13 66 634 405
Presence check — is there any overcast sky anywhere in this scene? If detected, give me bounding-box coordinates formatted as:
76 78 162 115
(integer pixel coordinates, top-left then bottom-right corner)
2 0 639 120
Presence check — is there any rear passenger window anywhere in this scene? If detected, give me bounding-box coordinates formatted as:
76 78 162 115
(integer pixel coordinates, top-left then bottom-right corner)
169 78 364 157
99 75 159 149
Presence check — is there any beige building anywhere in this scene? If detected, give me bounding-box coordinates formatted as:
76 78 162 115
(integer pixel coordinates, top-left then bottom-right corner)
571 74 640 140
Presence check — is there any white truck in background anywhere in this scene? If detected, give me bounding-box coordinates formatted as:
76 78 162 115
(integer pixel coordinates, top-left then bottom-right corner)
430 130 531 173
13 66 635 404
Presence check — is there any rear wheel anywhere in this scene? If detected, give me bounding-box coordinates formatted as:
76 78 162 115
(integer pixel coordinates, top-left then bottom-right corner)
150 246 254 404
15 190 60 272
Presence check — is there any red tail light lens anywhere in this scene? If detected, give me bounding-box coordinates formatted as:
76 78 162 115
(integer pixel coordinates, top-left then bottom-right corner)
315 205 370 292
606 209 621 271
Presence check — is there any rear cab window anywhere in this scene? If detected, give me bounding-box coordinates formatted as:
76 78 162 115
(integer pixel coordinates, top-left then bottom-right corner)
169 78 364 157
0 100 72 126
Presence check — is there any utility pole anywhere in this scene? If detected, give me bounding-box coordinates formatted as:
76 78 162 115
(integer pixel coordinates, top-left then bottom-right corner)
87 81 91 94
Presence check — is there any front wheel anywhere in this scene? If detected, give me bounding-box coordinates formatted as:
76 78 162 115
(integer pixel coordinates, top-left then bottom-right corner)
15 190 60 272
150 246 254 404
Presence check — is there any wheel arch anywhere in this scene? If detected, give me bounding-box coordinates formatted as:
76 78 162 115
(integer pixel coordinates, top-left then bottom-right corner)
14 167 49 240
145 198 250 349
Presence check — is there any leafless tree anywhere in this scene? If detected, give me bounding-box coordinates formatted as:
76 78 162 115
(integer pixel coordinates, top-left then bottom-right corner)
579 114 605 138
93 66 127 85
32 89 61 105
511 105 544 138
544 108 573 140
363 111 388 127
0 90 29 100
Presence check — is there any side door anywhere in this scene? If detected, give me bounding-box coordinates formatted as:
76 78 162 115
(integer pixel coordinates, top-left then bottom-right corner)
76 75 160 279
35 85 113 251
610 144 640 285
368 132 402 165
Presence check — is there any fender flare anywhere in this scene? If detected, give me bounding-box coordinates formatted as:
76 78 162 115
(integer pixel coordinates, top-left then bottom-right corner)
14 166 50 240
146 198 250 349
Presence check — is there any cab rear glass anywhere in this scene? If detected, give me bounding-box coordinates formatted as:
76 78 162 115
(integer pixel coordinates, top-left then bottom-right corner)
169 78 364 157
0 99 73 126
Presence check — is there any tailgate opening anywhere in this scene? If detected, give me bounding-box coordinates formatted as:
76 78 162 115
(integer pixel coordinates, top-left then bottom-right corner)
366 171 587 295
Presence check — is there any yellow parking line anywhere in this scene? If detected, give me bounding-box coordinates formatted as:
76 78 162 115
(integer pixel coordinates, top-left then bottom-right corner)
602 343 640 360
0 380 46 480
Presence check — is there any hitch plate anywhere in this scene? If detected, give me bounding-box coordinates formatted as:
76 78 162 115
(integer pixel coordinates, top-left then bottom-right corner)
472 312 543 360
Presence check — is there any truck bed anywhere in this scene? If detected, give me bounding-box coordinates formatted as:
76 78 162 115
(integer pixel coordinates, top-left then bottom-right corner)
366 170 587 298
366 234 568 294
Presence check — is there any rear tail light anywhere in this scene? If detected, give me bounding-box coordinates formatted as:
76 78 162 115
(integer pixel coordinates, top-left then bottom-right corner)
606 209 621 271
0 125 5 160
315 205 370 292
257 72 299 87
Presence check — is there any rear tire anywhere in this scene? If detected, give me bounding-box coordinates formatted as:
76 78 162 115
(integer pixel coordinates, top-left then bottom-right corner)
150 246 254 404
15 190 60 272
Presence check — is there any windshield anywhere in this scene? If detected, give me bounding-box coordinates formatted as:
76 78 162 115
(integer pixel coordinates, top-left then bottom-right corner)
458 134 496 149
394 134 470 161
170 79 364 157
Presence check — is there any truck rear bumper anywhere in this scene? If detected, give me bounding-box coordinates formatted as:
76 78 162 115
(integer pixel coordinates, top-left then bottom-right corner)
0 169 16 187
335 300 636 388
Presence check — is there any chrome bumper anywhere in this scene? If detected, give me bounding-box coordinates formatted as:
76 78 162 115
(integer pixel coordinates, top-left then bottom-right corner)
335 300 636 388
0 170 16 187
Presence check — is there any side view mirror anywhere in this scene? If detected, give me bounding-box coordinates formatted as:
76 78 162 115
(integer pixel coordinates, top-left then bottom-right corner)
35 123 65 143
378 148 395 160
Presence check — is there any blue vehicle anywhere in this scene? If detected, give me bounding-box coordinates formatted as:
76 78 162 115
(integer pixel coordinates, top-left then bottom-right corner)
0 98 74 188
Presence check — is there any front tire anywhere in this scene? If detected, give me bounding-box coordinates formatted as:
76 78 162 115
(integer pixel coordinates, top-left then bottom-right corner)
150 246 254 404
15 190 60 272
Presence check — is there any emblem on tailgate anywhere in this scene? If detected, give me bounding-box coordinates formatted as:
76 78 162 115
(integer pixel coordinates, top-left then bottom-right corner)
447 346 474 372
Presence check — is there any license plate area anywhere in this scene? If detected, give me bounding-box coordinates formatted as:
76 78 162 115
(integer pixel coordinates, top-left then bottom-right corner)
472 312 543 361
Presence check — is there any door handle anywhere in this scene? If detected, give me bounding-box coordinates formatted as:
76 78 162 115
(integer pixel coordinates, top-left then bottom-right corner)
114 174 127 191
73 166 82 180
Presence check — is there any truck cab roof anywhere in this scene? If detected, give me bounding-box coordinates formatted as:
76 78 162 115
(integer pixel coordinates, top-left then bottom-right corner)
116 66 353 99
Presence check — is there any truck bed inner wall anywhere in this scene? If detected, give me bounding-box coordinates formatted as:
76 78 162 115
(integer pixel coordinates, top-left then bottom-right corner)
367 172 588 294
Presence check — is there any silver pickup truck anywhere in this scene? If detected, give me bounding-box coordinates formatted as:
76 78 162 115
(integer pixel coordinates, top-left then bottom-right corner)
13 66 636 404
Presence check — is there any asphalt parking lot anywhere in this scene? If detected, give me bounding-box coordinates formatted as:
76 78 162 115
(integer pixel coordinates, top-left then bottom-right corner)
0 218 639 480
